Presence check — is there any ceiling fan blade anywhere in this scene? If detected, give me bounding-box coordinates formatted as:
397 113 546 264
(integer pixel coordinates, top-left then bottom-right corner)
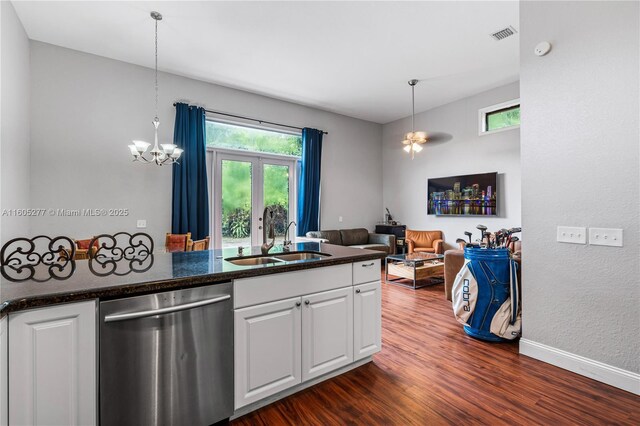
427 132 453 143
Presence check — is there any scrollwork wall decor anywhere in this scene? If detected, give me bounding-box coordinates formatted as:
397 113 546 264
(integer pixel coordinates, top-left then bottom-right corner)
88 232 154 276
0 235 76 282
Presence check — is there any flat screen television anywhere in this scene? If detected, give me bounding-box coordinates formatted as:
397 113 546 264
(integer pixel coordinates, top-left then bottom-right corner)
427 172 498 216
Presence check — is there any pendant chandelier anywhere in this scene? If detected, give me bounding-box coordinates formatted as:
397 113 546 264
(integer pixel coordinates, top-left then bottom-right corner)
128 11 182 165
402 79 427 160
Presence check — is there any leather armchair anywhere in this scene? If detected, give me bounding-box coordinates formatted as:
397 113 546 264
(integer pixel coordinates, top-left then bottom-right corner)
405 230 444 255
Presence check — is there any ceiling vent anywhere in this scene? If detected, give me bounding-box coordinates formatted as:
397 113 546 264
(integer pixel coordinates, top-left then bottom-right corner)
490 26 518 41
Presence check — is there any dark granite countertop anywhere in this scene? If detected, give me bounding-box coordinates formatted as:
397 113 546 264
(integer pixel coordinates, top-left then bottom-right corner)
0 243 384 316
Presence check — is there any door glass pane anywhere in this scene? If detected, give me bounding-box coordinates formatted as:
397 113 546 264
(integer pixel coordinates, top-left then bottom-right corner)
221 160 252 248
263 164 290 238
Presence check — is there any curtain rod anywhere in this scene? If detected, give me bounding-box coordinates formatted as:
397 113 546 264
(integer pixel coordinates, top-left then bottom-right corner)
173 103 328 135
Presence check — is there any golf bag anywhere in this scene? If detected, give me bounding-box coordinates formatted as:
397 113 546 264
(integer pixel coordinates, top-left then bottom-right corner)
451 247 520 342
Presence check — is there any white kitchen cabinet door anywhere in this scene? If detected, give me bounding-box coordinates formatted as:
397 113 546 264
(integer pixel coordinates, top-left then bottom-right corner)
9 301 97 426
354 281 382 360
235 297 302 409
301 287 353 381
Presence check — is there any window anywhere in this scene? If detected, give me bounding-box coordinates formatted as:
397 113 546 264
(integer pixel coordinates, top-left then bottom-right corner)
206 120 302 156
206 120 299 249
479 99 520 135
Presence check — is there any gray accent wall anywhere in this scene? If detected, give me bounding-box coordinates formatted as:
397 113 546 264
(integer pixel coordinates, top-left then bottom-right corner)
29 42 382 245
382 82 521 249
1 1 31 243
520 1 639 373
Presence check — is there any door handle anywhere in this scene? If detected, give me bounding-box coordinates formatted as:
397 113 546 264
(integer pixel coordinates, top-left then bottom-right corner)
356 289 361 294
361 262 375 267
104 295 231 323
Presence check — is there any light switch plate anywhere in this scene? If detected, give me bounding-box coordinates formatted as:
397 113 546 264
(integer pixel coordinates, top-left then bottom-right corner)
557 226 587 244
136 219 147 229
589 228 623 247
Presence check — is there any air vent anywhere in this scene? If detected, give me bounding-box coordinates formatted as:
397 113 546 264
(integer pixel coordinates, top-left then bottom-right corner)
490 26 518 41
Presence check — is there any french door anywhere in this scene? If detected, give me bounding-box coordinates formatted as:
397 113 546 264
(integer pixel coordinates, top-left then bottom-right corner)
212 149 297 249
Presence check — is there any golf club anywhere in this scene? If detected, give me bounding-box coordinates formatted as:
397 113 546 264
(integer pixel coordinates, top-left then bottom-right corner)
476 224 488 245
464 231 473 243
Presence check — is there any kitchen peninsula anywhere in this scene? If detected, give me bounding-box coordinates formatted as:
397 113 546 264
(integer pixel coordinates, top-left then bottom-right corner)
0 242 383 425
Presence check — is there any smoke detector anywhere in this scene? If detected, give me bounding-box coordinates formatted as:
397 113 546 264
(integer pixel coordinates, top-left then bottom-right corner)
490 26 518 41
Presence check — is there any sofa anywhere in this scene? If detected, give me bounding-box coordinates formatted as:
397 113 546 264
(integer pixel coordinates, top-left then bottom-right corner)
405 229 444 254
304 228 396 254
444 241 522 301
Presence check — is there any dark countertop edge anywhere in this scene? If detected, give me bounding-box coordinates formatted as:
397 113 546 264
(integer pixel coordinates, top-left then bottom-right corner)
0 250 385 317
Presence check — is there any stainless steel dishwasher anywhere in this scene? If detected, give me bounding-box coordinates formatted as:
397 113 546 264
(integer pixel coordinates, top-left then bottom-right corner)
100 282 233 426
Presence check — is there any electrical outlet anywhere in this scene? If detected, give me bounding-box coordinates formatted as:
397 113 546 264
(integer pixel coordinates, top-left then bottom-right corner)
557 226 586 244
338 216 343 223
137 219 147 229
589 228 623 247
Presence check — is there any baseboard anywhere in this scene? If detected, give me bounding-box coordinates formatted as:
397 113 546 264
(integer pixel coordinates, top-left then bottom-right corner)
231 356 373 420
519 339 640 395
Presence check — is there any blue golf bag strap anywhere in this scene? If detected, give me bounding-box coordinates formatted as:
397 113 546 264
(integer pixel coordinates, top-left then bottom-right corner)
510 259 519 325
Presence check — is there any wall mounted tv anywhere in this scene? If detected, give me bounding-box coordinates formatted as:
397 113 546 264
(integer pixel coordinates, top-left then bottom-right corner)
427 172 498 216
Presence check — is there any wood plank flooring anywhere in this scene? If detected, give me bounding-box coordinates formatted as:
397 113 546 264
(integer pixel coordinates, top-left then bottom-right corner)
231 275 640 425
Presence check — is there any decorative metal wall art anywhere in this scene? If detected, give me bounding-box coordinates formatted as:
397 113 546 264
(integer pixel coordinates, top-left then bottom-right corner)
0 235 76 282
88 232 154 276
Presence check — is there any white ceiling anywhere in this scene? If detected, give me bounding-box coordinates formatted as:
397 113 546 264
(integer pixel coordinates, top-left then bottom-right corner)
13 1 519 124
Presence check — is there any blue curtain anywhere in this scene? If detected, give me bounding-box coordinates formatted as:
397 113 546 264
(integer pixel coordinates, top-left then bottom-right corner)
297 128 323 236
171 103 209 240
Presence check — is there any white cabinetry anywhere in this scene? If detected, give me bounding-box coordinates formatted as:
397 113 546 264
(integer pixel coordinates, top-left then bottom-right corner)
9 301 96 426
234 261 382 411
302 287 353 381
353 281 382 360
235 297 302 408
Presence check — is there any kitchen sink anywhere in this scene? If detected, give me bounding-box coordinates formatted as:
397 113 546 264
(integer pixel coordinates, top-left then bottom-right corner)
225 251 330 266
274 252 330 261
226 256 284 266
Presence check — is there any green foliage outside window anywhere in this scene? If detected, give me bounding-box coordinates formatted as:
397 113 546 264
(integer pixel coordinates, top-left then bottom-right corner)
486 106 520 131
214 122 297 242
206 121 302 156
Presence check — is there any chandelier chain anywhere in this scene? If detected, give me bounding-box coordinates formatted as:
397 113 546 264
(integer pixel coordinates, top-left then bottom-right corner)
154 17 158 120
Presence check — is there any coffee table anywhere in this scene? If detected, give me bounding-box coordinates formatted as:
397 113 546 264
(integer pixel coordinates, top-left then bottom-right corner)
385 252 445 289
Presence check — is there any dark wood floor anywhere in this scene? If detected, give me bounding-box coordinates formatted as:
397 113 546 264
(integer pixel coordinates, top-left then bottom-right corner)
232 275 640 425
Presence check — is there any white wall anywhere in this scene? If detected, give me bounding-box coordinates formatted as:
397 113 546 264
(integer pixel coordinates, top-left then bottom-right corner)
519 0 639 387
0 1 31 243
29 42 382 245
382 82 521 249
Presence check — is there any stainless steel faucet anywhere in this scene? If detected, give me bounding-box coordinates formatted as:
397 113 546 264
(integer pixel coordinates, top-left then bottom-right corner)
261 207 275 255
283 221 296 249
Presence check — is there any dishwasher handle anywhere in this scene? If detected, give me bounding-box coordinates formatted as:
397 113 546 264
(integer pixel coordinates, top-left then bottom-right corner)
104 294 231 323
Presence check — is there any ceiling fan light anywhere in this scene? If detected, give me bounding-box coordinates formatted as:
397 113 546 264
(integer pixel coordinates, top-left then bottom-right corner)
414 131 427 141
413 143 423 153
403 145 412 153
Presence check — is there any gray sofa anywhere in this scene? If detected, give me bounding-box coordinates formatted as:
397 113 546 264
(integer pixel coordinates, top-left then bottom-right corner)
305 228 396 254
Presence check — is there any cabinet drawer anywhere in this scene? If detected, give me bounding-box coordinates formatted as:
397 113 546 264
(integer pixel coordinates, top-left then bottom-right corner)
353 259 380 285
234 264 351 309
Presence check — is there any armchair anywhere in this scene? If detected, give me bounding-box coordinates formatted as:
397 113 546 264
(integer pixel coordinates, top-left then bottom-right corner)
405 230 444 255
